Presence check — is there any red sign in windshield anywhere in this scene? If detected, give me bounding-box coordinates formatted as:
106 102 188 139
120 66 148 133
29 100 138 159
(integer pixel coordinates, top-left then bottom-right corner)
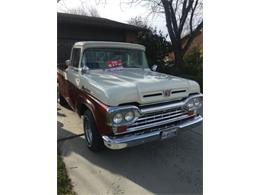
107 60 123 68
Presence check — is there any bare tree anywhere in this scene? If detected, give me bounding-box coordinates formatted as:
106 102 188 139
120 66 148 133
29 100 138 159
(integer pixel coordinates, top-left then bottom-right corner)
128 16 150 29
125 0 203 68
64 7 100 17
58 0 100 17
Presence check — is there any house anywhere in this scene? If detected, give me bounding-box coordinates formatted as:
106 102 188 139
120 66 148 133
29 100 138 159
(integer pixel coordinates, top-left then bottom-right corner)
182 30 203 52
57 12 143 63
164 30 203 63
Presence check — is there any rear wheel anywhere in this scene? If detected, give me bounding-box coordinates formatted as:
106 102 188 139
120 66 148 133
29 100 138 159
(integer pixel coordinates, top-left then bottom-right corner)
83 110 104 152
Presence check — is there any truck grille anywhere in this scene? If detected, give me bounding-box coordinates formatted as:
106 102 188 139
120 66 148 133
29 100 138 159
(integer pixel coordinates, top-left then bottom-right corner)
126 107 192 133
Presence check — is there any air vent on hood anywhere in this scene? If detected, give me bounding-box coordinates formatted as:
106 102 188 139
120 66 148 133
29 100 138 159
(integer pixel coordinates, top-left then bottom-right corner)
171 90 186 94
143 93 162 98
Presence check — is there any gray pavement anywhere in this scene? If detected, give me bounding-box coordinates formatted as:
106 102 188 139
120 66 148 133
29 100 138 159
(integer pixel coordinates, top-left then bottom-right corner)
57 104 203 195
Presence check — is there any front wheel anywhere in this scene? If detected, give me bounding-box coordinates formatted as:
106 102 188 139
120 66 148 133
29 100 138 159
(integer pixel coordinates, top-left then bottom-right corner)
83 110 104 152
57 83 66 106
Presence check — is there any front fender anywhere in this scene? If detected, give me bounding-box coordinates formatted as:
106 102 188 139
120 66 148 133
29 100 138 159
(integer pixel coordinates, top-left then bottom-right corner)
77 90 113 136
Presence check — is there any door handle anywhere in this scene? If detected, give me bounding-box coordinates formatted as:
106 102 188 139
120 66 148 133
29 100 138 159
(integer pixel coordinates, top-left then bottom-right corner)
75 78 80 85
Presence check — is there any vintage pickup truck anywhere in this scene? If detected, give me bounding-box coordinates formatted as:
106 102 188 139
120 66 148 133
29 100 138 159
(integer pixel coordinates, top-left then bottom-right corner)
57 41 202 151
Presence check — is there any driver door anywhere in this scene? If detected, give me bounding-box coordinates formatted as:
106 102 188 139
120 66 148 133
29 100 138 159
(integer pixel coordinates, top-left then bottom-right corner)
67 47 81 109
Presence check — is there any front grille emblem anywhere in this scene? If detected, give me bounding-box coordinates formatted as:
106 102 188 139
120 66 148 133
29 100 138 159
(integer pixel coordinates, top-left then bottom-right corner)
163 89 171 97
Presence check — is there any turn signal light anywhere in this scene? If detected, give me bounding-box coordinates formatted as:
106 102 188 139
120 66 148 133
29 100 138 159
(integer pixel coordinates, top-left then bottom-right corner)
115 126 128 133
187 110 195 116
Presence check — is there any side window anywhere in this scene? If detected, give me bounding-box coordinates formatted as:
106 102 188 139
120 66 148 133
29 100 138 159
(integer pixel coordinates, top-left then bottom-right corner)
71 48 81 68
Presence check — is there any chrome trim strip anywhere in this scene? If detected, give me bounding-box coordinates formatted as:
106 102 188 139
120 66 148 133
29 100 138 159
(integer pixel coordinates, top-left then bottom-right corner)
140 94 202 114
107 105 140 113
132 112 186 126
102 115 203 150
127 114 193 132
136 109 184 122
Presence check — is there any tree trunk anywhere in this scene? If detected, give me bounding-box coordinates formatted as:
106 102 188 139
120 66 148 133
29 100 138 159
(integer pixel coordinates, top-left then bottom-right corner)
170 51 184 75
175 52 184 66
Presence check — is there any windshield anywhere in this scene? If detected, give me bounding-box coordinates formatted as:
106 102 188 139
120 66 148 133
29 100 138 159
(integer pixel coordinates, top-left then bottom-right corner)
81 48 148 69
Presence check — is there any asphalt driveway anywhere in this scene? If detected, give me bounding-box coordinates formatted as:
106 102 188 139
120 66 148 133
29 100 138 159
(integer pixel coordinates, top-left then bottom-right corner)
57 104 203 195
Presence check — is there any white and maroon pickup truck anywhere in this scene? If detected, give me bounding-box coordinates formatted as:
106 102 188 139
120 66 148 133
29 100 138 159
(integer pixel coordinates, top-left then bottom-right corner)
57 41 203 151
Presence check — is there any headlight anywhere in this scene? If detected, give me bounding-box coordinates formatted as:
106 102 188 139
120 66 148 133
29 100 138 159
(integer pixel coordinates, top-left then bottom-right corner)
187 101 195 109
125 111 134 122
193 97 202 107
113 113 123 124
107 106 140 126
184 96 202 111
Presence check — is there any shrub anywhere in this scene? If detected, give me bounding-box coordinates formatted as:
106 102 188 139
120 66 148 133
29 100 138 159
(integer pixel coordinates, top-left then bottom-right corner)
183 46 203 75
182 46 203 91
158 46 203 91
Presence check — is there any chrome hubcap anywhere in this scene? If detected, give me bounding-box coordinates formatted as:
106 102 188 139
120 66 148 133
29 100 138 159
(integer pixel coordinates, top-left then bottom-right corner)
84 115 93 145
57 84 60 103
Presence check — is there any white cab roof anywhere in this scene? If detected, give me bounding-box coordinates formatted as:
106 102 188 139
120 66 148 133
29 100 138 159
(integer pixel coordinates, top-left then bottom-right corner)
74 41 145 51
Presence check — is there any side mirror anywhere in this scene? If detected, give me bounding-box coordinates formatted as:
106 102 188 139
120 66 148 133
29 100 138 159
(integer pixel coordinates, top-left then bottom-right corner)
81 66 89 74
65 60 71 66
151 65 158 71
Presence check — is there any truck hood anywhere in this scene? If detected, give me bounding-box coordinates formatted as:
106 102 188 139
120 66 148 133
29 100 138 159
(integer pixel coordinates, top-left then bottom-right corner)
82 68 200 106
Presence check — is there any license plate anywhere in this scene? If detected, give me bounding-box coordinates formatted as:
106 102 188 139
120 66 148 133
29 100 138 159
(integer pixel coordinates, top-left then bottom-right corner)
161 128 177 140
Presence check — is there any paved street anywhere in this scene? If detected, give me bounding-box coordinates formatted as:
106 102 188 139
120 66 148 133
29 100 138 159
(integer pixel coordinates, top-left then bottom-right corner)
57 103 203 195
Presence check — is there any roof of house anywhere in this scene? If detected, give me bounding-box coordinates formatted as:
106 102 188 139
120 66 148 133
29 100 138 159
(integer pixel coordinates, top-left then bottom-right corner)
181 29 203 42
58 12 143 32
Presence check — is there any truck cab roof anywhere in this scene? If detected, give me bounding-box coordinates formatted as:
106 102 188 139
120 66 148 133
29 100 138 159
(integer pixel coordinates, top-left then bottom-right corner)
74 41 145 51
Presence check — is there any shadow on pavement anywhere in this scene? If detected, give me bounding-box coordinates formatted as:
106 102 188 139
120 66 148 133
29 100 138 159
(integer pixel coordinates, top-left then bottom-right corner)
57 124 203 195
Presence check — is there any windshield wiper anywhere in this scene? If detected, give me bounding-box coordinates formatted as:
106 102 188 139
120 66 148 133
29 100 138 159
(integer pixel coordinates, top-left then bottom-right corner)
126 65 141 68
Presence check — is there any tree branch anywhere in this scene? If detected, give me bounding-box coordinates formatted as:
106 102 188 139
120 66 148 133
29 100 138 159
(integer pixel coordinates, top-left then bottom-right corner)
179 0 194 34
189 0 199 33
169 3 181 38
161 1 178 31
161 0 178 51
174 0 179 12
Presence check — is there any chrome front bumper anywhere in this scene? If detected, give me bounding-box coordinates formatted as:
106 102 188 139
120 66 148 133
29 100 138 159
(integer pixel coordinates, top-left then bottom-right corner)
102 115 202 150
